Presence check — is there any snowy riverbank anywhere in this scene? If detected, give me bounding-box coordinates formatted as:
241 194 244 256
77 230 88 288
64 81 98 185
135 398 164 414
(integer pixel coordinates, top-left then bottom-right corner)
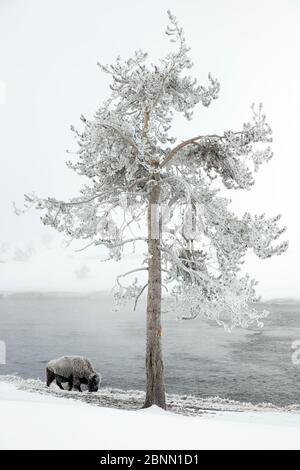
1 378 300 449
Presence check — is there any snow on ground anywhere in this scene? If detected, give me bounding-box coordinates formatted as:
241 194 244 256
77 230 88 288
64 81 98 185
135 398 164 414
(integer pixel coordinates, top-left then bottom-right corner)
1 381 300 450
3 374 300 414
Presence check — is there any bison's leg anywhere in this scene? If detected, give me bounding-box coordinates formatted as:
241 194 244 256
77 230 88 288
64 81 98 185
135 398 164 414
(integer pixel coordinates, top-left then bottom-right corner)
68 374 73 391
55 374 71 390
55 376 64 390
46 368 55 387
72 376 82 392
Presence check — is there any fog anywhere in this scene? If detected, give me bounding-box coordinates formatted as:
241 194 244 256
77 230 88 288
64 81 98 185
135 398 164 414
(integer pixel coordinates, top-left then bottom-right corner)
0 0 299 298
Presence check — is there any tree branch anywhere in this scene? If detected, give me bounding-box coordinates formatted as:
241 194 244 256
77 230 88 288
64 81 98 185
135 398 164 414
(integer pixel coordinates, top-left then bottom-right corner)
116 268 148 286
99 237 147 249
128 176 151 191
98 122 139 153
160 134 222 168
75 237 147 253
134 283 148 311
159 128 253 168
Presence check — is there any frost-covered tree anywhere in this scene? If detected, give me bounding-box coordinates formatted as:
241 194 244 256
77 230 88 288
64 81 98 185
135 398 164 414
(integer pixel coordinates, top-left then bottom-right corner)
23 12 287 409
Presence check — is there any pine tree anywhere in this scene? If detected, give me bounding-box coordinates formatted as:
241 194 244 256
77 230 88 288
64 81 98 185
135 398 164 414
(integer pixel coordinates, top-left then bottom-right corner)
24 12 287 409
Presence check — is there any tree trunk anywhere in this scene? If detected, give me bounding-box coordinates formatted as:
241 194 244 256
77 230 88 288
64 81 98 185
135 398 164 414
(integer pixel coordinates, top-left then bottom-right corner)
144 178 166 409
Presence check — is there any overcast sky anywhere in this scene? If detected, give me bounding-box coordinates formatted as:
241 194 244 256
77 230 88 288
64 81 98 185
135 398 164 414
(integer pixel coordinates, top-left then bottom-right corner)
0 0 299 298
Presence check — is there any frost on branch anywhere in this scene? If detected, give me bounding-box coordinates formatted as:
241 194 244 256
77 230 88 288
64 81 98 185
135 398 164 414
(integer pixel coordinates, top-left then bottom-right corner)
171 275 269 331
166 103 273 190
23 11 287 330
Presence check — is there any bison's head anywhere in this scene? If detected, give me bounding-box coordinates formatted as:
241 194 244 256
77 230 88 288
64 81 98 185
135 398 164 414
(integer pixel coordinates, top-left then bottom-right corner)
88 373 100 392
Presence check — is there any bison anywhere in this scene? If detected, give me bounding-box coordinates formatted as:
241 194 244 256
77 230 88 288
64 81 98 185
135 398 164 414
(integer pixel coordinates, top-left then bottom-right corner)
46 356 100 392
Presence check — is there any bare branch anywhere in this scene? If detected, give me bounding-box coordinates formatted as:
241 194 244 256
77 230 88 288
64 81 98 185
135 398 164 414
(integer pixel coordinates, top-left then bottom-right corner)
116 267 148 286
75 241 96 253
99 237 147 249
76 236 147 253
134 283 148 311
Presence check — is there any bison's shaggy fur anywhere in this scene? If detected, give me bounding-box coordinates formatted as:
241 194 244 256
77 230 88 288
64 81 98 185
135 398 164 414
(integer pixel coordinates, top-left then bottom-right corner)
46 356 100 392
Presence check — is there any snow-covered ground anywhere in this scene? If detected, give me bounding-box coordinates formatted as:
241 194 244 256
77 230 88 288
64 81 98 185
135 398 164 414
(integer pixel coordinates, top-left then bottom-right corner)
1 380 300 449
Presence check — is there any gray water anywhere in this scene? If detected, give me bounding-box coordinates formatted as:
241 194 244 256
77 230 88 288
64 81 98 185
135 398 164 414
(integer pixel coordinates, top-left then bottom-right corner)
0 294 300 406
